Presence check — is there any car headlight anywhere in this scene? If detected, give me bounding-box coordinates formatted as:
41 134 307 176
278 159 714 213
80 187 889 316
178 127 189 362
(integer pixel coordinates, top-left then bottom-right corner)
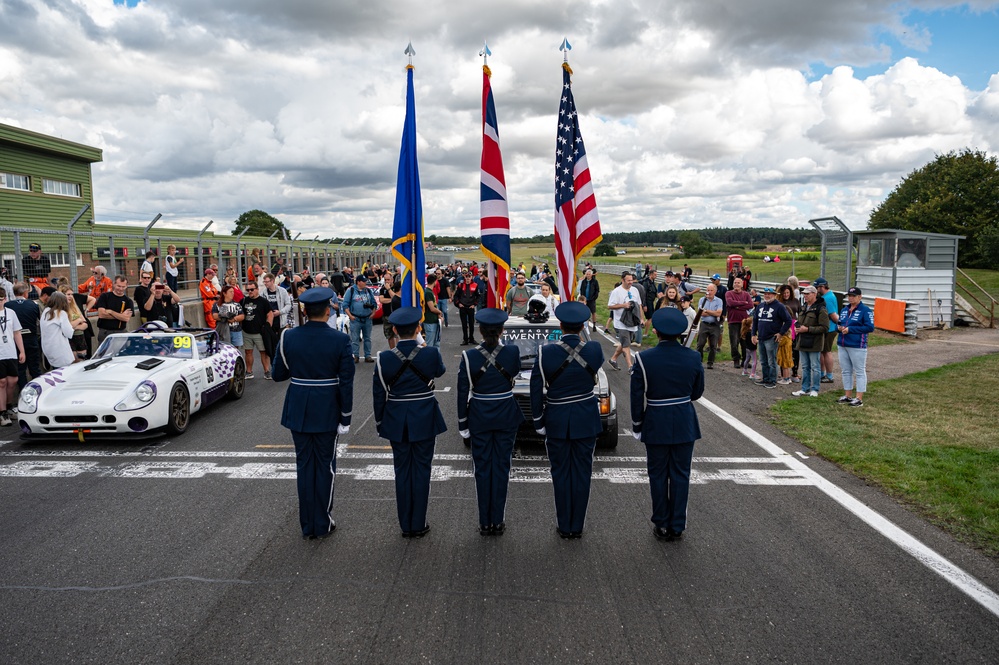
115 380 158 412
19 382 41 414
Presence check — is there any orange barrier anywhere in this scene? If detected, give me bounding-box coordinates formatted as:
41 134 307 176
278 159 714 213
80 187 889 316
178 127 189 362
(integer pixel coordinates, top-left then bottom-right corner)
874 297 907 334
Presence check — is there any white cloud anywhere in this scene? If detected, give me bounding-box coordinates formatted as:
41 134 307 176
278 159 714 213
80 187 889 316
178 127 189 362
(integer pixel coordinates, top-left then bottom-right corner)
1 0 997 238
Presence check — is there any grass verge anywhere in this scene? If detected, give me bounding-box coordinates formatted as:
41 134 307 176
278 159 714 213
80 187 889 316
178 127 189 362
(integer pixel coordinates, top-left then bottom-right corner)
771 353 999 559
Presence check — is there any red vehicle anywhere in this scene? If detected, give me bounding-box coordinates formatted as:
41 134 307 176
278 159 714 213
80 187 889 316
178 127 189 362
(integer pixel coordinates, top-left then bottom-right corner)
727 254 743 273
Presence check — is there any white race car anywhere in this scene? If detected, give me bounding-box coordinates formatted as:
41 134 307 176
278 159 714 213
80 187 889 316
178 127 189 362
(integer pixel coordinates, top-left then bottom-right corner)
18 324 246 440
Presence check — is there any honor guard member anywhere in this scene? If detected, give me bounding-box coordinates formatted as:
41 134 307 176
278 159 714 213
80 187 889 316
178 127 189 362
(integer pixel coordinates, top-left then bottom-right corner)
530 301 605 539
272 287 355 540
631 308 704 541
373 307 447 538
457 308 524 535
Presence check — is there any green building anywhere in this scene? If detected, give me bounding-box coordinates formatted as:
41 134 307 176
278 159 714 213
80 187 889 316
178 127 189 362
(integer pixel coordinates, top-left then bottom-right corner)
0 122 102 280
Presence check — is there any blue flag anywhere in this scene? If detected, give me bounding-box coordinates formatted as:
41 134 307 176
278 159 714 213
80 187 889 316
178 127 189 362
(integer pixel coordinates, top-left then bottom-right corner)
391 65 426 311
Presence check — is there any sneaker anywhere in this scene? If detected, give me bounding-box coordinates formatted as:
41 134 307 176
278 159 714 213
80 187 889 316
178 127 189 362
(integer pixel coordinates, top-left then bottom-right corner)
791 377 800 383
808 390 819 397
849 398 864 407
791 389 808 397
365 357 375 363
706 363 714 369
777 378 791 385
354 356 360 363
0 412 11 427
837 396 852 404
753 379 767 386
765 383 777 389
821 376 834 383
264 371 272 380
8 406 17 414
245 372 255 379
608 359 620 371
740 370 748 377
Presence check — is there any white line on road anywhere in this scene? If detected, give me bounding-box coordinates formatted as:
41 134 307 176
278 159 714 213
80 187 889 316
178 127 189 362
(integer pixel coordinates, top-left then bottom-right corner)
0 449 783 465
698 397 999 620
0 460 812 486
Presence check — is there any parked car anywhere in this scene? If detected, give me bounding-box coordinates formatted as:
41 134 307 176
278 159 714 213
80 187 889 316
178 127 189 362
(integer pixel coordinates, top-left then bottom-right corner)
18 324 245 440
502 316 618 448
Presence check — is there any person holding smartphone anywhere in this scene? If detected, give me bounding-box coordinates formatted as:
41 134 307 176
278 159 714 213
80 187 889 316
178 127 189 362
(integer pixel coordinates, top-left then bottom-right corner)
135 272 180 326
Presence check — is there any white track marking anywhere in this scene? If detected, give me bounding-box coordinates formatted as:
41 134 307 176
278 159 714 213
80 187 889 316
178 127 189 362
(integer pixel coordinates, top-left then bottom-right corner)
698 396 999 620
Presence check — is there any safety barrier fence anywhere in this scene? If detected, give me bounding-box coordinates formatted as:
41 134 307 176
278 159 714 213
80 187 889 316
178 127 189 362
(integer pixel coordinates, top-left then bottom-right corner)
0 221 454 292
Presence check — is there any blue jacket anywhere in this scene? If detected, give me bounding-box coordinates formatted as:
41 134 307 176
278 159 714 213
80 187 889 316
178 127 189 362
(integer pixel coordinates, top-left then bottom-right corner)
752 299 792 341
631 340 703 444
457 343 524 434
373 339 447 441
271 321 354 433
838 302 875 348
529 334 604 439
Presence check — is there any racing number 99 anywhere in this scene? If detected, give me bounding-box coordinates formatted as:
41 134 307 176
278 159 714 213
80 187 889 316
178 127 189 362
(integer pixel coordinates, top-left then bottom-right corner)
173 336 192 349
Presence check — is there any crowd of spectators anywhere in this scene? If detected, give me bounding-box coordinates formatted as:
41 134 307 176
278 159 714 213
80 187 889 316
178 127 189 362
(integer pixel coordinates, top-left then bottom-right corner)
0 248 878 427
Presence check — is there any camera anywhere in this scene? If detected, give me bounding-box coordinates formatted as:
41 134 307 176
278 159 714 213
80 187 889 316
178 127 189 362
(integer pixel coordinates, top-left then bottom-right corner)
363 302 375 310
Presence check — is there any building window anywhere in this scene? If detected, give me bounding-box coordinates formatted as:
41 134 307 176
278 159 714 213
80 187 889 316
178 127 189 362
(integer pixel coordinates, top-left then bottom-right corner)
0 172 31 191
3 252 83 269
42 179 82 197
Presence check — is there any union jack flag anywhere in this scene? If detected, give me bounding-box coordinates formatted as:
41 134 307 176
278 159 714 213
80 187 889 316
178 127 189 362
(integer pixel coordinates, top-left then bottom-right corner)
480 65 511 308
554 63 602 301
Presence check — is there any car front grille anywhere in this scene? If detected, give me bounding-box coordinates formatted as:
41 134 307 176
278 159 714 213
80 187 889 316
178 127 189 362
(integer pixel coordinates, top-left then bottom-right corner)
514 394 533 420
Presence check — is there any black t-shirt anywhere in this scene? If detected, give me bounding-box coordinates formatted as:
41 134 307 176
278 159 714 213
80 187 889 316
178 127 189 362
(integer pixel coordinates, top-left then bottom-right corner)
5 298 41 336
240 295 271 335
22 254 52 279
437 276 451 302
95 291 134 330
134 285 173 323
380 286 395 319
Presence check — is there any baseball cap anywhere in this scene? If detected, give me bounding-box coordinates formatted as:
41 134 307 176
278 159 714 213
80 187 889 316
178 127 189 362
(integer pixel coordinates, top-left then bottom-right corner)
801 285 817 294
204 268 215 276
711 273 721 280
29 243 41 251
812 277 828 286
762 287 776 294
681 294 693 302
846 287 863 296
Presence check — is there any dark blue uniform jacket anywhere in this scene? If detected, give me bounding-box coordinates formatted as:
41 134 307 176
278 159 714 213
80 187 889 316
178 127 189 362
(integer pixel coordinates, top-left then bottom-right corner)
529 334 604 439
457 343 524 434
373 339 447 441
272 321 355 433
630 340 704 444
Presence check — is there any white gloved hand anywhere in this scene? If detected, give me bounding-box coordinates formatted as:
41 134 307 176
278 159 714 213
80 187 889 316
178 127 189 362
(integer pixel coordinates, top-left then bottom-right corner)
535 428 547 436
459 429 470 439
337 424 350 435
632 431 641 441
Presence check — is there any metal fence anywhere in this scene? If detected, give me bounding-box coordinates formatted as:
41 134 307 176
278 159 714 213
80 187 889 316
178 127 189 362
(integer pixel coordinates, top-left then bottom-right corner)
2 216 454 290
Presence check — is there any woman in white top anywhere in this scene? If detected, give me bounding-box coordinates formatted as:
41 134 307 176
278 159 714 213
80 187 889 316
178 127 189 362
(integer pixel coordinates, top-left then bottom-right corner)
533 282 560 318
0 287 25 426
40 291 78 369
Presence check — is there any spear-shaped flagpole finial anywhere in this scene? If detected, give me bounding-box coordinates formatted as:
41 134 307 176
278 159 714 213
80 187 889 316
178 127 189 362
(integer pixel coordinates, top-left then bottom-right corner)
559 37 572 63
405 41 416 67
479 41 492 67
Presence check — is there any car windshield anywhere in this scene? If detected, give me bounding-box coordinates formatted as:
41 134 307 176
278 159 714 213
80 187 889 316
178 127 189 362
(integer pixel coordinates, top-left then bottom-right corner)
94 334 194 360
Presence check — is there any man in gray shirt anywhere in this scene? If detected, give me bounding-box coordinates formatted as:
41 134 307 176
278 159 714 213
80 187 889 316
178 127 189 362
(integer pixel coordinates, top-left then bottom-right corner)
695 283 724 369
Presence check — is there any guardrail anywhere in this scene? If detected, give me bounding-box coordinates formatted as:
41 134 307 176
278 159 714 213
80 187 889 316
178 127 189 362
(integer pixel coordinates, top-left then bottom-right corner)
956 268 996 328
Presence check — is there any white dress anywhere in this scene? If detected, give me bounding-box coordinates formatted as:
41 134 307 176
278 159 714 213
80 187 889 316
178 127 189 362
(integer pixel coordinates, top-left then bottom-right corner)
40 308 76 368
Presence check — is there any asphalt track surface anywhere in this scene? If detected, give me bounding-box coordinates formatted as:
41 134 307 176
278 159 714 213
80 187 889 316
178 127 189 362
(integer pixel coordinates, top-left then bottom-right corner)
1 321 998 664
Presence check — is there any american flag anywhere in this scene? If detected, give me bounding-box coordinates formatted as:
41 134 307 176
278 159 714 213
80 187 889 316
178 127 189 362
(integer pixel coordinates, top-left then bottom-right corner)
480 65 511 308
554 63 602 301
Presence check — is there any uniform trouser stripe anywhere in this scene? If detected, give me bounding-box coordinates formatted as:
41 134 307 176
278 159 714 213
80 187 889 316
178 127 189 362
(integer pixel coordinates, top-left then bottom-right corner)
390 438 436 533
469 428 517 527
645 441 695 533
545 436 596 533
291 430 338 537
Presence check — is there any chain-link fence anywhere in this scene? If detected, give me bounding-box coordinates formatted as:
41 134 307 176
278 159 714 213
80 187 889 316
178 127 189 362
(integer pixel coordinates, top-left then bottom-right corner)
808 216 854 292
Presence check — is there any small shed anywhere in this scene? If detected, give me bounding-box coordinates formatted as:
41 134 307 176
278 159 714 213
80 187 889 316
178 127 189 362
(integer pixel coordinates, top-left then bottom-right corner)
853 229 964 329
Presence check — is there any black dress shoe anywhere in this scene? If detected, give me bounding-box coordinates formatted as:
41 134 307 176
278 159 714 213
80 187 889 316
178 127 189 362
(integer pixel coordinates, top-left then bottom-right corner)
570 531 583 539
653 526 671 541
492 522 505 536
479 525 491 536
411 524 431 538
302 534 314 540
668 529 684 541
556 528 572 539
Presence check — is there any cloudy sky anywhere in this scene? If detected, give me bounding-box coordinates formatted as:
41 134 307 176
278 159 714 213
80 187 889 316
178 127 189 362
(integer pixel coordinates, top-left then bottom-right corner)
2 0 998 239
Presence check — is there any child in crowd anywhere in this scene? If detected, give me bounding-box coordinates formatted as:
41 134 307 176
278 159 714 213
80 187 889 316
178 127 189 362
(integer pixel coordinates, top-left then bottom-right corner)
740 316 758 378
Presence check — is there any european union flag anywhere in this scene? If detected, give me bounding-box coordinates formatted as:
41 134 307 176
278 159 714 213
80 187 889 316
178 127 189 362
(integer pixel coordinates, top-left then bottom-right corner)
391 65 426 311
